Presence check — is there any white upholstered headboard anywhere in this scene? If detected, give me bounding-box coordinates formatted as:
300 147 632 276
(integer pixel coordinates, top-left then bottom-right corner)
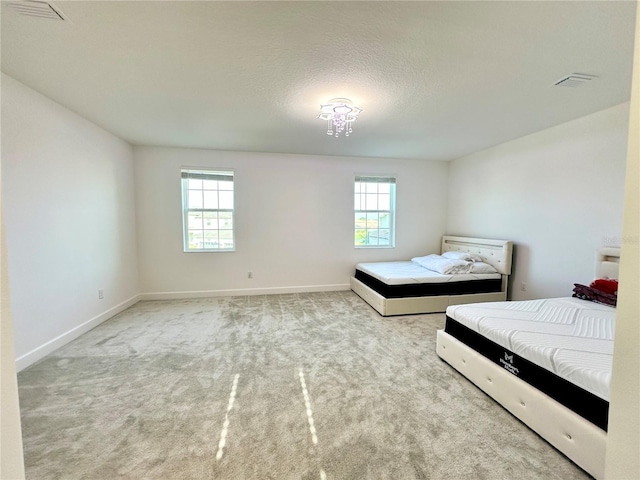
441 236 513 275
595 247 621 280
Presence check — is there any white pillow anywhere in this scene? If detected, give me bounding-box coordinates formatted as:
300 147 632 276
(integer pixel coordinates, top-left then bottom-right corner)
470 262 498 274
442 251 482 262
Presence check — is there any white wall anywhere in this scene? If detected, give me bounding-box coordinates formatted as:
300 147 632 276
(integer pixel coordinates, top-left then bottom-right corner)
0 221 25 478
447 103 629 300
1 74 140 369
605 5 640 478
1 76 25 478
134 147 448 296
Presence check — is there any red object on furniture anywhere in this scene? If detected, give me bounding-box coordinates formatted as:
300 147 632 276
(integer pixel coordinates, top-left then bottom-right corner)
589 278 619 295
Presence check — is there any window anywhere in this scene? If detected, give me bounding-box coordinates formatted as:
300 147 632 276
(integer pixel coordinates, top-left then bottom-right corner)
181 169 235 252
354 175 396 247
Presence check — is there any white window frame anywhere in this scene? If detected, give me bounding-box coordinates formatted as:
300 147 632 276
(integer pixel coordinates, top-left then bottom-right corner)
181 168 235 252
354 175 396 248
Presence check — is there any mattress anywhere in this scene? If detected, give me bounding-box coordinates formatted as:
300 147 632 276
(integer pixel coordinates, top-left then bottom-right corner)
445 297 615 430
355 261 502 299
356 261 501 284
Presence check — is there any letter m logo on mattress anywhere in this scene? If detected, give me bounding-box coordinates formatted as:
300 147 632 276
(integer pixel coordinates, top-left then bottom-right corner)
499 352 520 376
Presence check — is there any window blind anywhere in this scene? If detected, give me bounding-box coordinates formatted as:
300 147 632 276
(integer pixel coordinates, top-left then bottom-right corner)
355 175 396 184
181 170 233 181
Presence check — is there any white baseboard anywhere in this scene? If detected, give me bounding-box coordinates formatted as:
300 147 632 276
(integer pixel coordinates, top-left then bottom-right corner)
15 294 141 372
140 284 351 301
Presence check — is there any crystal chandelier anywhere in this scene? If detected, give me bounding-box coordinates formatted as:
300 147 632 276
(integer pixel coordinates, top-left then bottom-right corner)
317 98 362 137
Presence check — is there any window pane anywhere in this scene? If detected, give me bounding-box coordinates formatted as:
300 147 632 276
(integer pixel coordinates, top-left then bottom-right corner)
203 212 218 229
354 182 362 193
365 194 378 210
219 230 234 248
365 182 378 194
355 229 367 246
379 212 390 228
355 213 367 229
366 212 379 227
188 190 203 209
204 230 219 248
354 193 361 210
366 231 380 245
219 191 234 209
188 230 204 249
203 191 219 209
378 194 390 211
378 183 390 194
219 212 233 229
202 179 218 190
377 229 390 246
188 179 202 189
188 212 203 229
219 180 233 191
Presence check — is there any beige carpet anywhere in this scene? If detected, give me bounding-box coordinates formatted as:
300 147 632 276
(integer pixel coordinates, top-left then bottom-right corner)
18 292 591 479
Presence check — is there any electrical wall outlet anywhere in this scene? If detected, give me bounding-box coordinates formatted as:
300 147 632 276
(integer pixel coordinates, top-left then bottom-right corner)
520 282 527 292
98 289 104 299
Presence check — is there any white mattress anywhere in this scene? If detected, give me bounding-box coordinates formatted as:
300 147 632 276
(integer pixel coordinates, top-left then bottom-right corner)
446 297 616 400
356 261 501 285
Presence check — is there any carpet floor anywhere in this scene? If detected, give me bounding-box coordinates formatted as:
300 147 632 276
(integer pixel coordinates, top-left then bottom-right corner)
18 291 591 479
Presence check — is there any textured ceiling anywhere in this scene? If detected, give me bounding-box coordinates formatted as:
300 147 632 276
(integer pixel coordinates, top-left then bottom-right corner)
1 1 636 161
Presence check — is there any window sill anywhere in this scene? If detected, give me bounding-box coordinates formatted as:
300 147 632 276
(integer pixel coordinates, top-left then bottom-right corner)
183 249 236 253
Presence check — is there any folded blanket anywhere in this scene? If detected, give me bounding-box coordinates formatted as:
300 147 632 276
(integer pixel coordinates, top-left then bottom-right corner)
572 283 617 307
411 254 472 275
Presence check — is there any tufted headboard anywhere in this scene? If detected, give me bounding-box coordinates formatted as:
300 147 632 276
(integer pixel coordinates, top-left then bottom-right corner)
595 247 621 280
441 235 513 275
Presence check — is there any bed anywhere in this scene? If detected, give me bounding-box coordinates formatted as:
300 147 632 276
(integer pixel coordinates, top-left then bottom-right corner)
436 247 621 479
350 236 513 316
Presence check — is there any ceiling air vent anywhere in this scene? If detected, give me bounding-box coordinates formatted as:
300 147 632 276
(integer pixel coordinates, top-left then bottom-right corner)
554 73 598 88
6 0 64 20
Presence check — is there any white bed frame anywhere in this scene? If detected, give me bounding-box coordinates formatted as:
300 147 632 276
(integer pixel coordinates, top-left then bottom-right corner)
437 247 620 479
350 235 513 316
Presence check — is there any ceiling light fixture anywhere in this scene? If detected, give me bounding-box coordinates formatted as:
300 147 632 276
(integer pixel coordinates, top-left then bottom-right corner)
318 98 362 137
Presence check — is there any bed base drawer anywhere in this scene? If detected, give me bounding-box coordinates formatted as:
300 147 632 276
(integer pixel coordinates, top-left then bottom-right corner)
436 329 606 479
350 277 506 316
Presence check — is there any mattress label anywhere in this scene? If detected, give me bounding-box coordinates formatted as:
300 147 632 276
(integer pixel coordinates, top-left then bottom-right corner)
499 352 520 376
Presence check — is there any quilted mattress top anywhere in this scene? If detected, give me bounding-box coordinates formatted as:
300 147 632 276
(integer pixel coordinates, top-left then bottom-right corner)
446 297 616 400
356 261 500 285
